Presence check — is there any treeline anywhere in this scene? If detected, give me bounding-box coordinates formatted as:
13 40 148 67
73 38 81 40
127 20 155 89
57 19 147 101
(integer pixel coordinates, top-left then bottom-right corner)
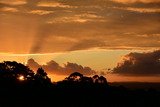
0 61 107 87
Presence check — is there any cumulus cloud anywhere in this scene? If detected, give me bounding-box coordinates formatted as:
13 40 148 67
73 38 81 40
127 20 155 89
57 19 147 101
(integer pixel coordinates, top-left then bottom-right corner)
27 59 95 75
27 58 41 70
113 50 160 75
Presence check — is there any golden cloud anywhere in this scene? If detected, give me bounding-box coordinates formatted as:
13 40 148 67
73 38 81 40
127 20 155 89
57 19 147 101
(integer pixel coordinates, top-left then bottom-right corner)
113 7 160 13
28 10 54 15
37 1 75 8
0 7 19 12
0 0 26 5
27 59 96 75
47 13 106 24
111 0 160 4
48 16 88 23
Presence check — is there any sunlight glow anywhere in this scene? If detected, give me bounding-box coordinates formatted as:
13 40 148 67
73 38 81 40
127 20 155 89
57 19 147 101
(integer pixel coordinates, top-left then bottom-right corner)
18 75 25 81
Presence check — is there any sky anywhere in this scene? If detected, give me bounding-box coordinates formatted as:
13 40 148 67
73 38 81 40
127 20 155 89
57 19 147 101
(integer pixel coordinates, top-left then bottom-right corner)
0 0 160 82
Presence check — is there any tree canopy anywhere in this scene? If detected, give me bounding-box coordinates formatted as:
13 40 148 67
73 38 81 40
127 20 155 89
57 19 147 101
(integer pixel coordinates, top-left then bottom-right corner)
0 61 51 86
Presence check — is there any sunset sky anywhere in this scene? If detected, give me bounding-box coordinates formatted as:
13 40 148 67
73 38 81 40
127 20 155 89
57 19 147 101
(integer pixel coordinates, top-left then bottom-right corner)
0 0 160 82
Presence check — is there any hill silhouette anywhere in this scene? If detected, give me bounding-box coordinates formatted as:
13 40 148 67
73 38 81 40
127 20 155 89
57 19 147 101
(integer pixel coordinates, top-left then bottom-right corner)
0 61 159 107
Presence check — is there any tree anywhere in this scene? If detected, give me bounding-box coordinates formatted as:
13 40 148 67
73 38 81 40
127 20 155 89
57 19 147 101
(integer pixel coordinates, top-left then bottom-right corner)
0 61 34 83
36 68 47 78
34 68 51 86
81 76 93 83
66 72 83 82
92 75 108 84
92 75 99 83
98 76 107 84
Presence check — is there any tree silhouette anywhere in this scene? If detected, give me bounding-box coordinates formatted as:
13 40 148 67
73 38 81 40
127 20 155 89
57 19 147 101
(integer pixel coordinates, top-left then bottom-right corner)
0 61 52 87
81 76 93 83
92 75 108 84
98 76 107 84
36 68 47 78
92 75 99 83
66 72 84 82
34 68 51 86
64 72 107 85
0 61 34 84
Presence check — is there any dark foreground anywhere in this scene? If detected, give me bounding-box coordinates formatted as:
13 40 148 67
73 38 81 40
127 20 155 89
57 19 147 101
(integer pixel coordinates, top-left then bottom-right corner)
0 61 160 107
0 82 160 107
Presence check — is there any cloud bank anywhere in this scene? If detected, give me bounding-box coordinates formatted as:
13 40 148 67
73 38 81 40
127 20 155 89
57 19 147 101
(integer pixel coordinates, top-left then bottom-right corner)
27 59 95 75
113 50 160 75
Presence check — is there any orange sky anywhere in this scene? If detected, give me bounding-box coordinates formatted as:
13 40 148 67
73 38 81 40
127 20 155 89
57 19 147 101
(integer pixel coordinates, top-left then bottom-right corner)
49 74 160 82
0 0 160 82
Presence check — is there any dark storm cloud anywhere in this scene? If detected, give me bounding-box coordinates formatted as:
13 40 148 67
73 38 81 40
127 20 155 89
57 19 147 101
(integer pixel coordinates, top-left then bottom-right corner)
113 50 160 75
0 0 160 53
27 58 95 75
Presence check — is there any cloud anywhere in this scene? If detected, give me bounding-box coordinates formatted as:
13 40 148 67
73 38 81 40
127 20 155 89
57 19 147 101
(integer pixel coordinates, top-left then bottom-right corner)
37 1 75 8
27 58 41 70
113 50 160 75
0 0 27 5
27 59 95 75
47 13 106 23
113 7 160 13
111 0 160 4
28 10 54 15
0 7 19 12
47 16 88 23
69 39 106 51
